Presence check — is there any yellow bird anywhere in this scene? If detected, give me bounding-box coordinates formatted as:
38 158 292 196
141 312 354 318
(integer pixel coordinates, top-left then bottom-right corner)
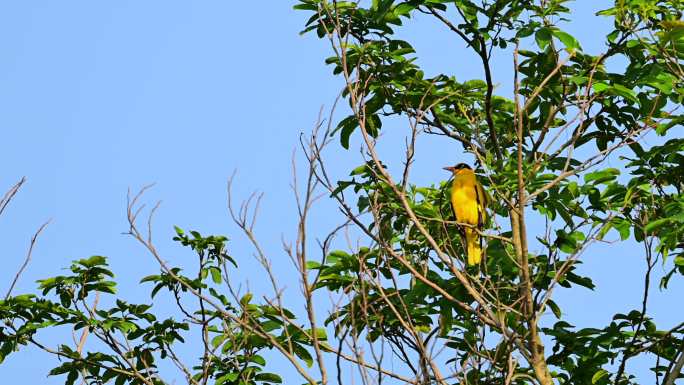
443 163 488 266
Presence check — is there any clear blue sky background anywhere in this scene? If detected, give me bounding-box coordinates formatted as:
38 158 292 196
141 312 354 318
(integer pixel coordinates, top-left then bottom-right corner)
0 1 680 383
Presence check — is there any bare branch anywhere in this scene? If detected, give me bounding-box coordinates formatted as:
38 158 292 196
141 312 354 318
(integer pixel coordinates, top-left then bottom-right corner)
0 177 26 218
5 219 51 300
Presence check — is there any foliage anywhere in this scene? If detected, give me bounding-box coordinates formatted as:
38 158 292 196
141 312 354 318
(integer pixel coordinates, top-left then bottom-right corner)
1 231 304 385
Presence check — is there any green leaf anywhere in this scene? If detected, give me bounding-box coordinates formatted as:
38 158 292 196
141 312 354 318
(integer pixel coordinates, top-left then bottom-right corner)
240 293 253 306
535 28 552 50
611 83 638 103
210 267 222 284
250 354 267 366
255 373 283 383
552 30 581 51
293 3 318 11
547 299 562 319
591 369 609 384
101 369 118 383
566 272 595 290
292 343 314 367
312 327 327 340
78 255 107 268
139 274 160 283
49 363 74 376
613 219 631 241
0 341 15 364
65 370 79 385
644 218 669 233
216 373 239 384
593 82 610 93
350 164 368 175
174 225 184 236
335 116 358 150
584 168 620 184
393 3 415 17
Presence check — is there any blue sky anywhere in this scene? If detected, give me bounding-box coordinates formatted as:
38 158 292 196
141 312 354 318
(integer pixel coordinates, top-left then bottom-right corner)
0 1 681 383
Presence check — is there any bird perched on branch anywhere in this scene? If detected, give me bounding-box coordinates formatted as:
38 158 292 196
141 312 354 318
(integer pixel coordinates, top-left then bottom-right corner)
443 163 489 266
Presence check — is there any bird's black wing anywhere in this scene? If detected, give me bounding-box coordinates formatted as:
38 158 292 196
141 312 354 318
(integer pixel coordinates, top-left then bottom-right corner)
474 184 485 229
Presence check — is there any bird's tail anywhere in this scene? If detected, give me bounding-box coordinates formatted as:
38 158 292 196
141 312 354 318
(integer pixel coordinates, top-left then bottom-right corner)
465 228 482 266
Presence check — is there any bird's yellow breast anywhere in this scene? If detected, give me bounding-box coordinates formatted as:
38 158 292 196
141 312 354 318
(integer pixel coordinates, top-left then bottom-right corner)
450 171 485 226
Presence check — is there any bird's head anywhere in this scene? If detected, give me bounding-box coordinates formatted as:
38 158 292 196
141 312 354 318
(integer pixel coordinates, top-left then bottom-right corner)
443 163 472 174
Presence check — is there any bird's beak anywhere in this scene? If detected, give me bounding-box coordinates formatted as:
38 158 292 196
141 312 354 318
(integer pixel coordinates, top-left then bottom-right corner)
443 166 455 172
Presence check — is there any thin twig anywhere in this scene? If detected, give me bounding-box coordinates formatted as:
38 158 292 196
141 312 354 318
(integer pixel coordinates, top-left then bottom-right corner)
5 220 51 300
